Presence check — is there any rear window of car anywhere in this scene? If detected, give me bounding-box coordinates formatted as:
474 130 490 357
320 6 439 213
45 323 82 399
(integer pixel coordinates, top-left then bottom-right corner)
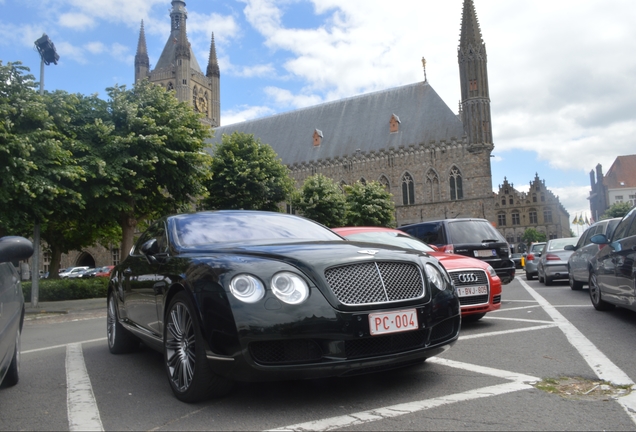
446 220 505 244
547 238 578 251
530 243 545 253
172 212 342 247
400 222 446 245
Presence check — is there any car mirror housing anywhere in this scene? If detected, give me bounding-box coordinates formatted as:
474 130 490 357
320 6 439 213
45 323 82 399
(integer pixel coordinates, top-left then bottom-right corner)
590 234 609 245
141 239 160 256
0 236 34 264
563 245 575 251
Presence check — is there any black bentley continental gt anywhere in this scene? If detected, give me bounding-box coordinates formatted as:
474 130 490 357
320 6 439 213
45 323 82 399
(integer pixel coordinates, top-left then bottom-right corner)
107 211 461 402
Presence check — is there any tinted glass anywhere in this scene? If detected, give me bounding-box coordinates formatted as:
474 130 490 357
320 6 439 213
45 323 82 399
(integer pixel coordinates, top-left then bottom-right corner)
344 231 435 252
547 237 578 251
610 209 636 241
401 222 446 245
624 209 636 238
132 221 167 255
172 212 342 247
446 220 505 244
605 219 621 238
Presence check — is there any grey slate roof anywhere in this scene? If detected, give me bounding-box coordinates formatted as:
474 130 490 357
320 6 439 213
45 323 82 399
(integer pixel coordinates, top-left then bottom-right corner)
154 35 203 74
209 80 466 166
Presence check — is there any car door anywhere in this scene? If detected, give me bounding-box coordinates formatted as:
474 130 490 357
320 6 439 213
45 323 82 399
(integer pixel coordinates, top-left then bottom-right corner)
0 263 19 375
122 222 168 336
611 209 636 306
597 211 634 303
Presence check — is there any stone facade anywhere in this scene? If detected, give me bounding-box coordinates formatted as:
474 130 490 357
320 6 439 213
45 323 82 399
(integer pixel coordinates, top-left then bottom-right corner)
494 175 571 252
589 155 636 221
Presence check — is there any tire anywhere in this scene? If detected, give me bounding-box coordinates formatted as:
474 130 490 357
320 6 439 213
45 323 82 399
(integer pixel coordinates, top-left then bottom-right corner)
164 291 233 403
525 272 534 281
538 272 544 284
569 271 584 290
1 326 21 387
589 272 614 311
107 292 139 354
544 276 553 286
463 313 486 322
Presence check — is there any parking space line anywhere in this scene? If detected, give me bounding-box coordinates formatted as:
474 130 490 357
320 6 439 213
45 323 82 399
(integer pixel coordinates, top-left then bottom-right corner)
485 316 554 324
519 279 636 425
271 359 537 431
493 305 542 312
22 338 107 355
459 324 557 340
66 343 104 431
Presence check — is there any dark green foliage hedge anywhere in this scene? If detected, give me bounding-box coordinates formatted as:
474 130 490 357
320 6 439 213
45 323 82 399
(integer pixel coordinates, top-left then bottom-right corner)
22 278 109 302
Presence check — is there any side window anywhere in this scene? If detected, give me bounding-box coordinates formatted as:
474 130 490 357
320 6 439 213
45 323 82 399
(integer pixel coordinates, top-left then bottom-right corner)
132 222 167 255
626 214 636 238
611 217 632 242
576 229 589 248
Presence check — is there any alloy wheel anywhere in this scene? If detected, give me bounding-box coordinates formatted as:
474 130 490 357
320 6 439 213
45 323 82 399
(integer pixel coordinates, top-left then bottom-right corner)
107 295 116 348
165 302 196 392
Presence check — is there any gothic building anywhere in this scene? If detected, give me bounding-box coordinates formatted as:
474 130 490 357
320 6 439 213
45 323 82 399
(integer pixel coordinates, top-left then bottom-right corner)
134 0 221 127
589 155 636 222
209 0 496 227
493 175 571 251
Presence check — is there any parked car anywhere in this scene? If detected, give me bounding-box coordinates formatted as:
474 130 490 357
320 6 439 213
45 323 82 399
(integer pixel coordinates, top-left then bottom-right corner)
0 236 34 387
511 253 524 269
79 268 100 278
59 266 89 278
332 226 502 322
108 211 461 402
94 266 114 278
565 218 621 290
400 218 515 284
588 206 636 311
537 237 578 285
524 242 546 280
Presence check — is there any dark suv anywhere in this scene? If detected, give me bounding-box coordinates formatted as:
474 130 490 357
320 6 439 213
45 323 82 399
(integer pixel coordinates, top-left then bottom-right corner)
400 218 515 284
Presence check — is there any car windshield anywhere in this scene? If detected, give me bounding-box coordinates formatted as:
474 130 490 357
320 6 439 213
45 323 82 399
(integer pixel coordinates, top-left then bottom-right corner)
547 238 578 251
343 231 435 252
172 211 343 247
447 220 504 244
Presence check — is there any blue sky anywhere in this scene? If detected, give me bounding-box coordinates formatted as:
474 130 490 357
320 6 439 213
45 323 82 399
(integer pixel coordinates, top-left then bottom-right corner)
2 0 635 228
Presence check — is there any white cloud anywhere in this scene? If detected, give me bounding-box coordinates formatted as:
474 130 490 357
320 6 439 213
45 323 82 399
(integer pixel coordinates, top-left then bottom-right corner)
84 41 105 54
54 40 88 64
221 105 276 125
59 12 95 30
264 86 322 109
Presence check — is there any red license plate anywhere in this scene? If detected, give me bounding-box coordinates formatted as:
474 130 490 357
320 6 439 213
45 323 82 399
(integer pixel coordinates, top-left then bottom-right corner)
368 309 419 336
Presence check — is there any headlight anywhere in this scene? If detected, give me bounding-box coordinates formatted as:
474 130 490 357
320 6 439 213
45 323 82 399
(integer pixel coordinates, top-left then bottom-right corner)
486 265 498 279
230 274 265 303
271 272 309 304
425 263 447 291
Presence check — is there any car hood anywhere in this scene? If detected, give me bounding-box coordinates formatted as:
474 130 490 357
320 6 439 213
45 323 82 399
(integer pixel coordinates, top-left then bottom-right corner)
429 252 490 271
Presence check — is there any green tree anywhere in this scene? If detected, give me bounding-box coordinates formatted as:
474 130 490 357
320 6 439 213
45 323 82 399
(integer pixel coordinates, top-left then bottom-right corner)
0 61 84 237
521 228 546 245
601 202 632 220
293 174 346 227
344 181 395 227
103 81 213 259
202 132 294 211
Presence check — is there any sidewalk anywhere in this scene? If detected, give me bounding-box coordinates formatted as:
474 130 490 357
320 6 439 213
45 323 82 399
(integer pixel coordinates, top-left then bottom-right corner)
25 297 107 317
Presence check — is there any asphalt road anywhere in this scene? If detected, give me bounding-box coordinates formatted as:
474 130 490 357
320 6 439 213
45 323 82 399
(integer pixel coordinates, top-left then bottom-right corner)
2 277 636 431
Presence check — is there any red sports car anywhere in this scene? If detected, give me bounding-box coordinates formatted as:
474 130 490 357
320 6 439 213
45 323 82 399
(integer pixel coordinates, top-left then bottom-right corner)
333 227 502 321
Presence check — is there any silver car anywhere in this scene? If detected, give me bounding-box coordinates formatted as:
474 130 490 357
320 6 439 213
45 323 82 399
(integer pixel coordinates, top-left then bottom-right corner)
0 236 34 387
565 218 621 290
524 242 546 280
537 237 579 285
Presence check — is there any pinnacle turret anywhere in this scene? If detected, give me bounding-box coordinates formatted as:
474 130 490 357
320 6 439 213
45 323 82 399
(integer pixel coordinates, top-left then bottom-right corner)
206 33 220 78
134 20 149 82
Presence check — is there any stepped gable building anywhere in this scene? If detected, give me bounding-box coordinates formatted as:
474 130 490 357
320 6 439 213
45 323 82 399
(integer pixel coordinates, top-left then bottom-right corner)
135 0 221 127
494 175 570 251
589 155 636 221
209 0 496 227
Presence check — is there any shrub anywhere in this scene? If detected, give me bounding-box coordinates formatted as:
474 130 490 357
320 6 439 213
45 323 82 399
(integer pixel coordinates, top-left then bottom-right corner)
21 277 109 302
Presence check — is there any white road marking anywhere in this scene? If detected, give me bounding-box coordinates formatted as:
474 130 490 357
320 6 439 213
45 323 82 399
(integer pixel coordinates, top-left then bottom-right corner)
459 324 558 340
484 316 554 324
22 338 107 355
66 343 104 431
271 359 538 431
519 279 636 424
491 305 541 312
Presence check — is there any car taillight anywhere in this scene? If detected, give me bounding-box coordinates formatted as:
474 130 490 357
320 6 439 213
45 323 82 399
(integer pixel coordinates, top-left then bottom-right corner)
442 244 454 254
527 253 535 261
546 253 560 261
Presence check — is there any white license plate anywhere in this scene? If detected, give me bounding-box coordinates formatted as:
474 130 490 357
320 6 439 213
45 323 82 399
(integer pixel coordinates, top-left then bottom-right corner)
474 249 496 258
456 285 488 297
368 309 419 336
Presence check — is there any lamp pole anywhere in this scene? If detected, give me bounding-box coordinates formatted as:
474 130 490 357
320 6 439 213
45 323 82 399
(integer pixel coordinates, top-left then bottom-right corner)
32 33 59 308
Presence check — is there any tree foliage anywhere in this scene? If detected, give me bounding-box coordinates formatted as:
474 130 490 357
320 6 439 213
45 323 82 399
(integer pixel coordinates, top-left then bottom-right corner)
203 132 294 211
293 174 346 227
344 181 395 227
601 202 632 220
521 228 546 245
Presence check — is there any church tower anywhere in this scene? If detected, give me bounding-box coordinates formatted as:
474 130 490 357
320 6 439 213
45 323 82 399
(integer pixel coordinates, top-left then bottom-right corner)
458 0 493 153
134 1 221 127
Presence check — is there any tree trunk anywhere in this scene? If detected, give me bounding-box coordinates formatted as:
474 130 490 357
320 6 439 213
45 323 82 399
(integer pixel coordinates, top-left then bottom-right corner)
47 246 63 279
120 211 137 261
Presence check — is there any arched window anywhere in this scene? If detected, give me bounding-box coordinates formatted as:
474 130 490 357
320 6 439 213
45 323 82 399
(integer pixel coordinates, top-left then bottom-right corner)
378 175 390 192
450 166 463 200
425 169 440 202
402 172 415 205
167 82 174 91
359 178 367 185
192 86 198 107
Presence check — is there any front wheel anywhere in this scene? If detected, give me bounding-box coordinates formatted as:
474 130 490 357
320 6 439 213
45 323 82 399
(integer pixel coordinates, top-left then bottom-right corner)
164 291 233 403
569 271 584 290
589 272 614 311
107 292 139 354
1 326 21 387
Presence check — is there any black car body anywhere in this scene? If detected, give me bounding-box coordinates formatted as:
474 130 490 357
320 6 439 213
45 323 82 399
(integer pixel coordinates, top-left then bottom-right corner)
400 218 515 284
0 236 33 388
588 206 636 311
566 217 621 290
108 211 461 402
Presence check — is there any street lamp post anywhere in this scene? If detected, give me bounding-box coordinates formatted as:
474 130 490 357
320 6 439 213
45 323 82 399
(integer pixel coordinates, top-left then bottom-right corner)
32 33 59 307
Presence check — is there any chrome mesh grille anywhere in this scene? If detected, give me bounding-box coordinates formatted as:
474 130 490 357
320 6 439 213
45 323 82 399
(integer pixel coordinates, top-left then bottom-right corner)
324 261 424 305
449 270 489 287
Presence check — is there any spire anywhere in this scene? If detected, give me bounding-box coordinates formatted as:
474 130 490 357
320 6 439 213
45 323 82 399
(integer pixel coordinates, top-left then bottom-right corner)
134 20 149 82
459 0 484 48
206 32 220 78
174 2 190 60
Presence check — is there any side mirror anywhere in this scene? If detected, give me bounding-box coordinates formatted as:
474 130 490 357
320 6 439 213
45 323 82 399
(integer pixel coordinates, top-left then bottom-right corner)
564 245 575 251
590 234 609 245
140 239 160 256
0 236 34 264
